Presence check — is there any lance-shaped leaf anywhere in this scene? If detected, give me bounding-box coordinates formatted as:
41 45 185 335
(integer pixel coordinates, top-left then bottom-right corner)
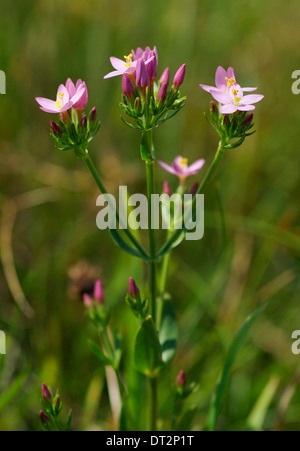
159 295 178 364
134 316 164 377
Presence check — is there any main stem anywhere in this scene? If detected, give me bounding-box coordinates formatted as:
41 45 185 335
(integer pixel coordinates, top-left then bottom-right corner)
145 131 158 431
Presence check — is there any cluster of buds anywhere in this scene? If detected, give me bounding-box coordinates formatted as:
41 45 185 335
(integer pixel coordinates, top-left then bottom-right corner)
104 47 186 131
36 78 101 158
39 383 71 431
82 280 110 328
125 277 148 320
208 101 255 149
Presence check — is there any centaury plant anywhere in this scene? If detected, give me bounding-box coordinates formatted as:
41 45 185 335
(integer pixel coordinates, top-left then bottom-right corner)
35 49 264 431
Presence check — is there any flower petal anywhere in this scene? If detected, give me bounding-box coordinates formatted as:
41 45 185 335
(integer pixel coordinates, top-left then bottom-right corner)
104 70 122 79
186 159 205 175
226 67 236 81
158 161 178 176
110 57 125 71
242 87 257 92
66 78 76 97
237 104 256 111
199 83 215 93
36 97 59 113
242 94 264 105
219 104 238 114
210 89 232 104
215 66 227 90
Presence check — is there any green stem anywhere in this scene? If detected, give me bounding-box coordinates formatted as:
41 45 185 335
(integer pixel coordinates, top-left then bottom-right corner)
84 153 149 259
157 140 226 257
145 130 158 431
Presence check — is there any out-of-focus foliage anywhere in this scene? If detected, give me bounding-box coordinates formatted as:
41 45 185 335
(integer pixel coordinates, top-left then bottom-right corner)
0 0 300 431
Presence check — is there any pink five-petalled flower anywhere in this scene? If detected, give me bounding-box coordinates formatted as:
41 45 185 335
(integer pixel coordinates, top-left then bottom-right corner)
158 156 205 184
199 66 258 95
66 78 88 110
36 83 86 114
104 48 156 80
210 82 264 114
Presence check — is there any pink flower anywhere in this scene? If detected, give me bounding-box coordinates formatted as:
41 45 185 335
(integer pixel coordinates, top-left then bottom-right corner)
200 66 258 95
104 48 156 80
66 78 88 110
158 156 205 183
36 82 85 114
210 82 264 114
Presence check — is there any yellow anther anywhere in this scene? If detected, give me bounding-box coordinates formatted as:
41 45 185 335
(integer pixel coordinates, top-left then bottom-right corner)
56 100 62 109
234 97 241 104
124 53 133 68
226 77 236 88
180 158 188 167
232 89 238 97
58 92 64 99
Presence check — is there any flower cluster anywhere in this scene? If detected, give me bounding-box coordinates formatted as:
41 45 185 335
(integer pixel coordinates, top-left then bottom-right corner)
36 78 100 158
104 46 186 131
82 279 109 328
200 66 264 148
39 383 72 431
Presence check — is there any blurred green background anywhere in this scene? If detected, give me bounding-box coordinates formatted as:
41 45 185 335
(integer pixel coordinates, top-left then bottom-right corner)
1 0 300 431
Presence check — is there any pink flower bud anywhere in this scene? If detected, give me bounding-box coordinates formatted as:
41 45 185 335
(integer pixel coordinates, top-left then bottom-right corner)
243 113 254 127
157 83 168 102
129 277 140 298
159 68 170 85
146 51 158 80
190 182 199 196
41 383 52 402
163 181 172 196
210 101 218 115
50 121 62 137
93 279 104 304
173 64 186 89
89 106 97 122
122 74 134 98
83 293 93 309
80 115 87 128
40 410 50 425
177 370 186 388
136 59 150 88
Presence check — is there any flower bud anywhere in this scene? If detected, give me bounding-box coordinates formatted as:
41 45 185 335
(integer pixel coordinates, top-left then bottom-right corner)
159 68 170 85
72 81 88 111
136 59 150 88
50 121 62 137
146 52 158 81
89 107 97 122
190 182 199 196
157 83 168 103
40 410 50 425
210 101 218 116
129 277 140 298
122 74 134 99
83 293 93 309
80 115 87 128
177 370 186 388
243 113 254 128
163 181 172 196
41 383 52 402
173 64 186 90
223 114 231 128
93 279 104 304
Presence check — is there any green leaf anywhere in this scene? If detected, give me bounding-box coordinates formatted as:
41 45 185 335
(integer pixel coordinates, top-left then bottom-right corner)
0 369 29 413
65 409 72 431
114 332 122 369
88 340 112 366
156 230 186 260
140 132 155 162
206 301 268 431
159 295 178 364
134 316 164 377
109 229 149 261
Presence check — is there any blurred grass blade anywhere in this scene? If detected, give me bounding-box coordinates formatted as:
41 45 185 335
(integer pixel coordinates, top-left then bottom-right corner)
134 316 164 377
206 301 268 431
159 295 178 364
88 340 112 366
174 407 197 431
247 375 280 431
0 369 29 413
